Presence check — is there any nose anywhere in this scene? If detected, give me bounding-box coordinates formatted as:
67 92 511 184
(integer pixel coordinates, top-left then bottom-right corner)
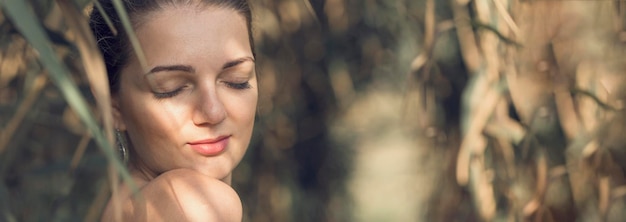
192 85 226 126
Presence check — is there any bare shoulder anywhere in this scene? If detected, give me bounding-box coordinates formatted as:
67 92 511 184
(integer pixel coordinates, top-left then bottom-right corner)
102 169 242 222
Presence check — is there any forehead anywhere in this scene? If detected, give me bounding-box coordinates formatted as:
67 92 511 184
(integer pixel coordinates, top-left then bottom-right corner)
131 5 252 71
133 1 218 26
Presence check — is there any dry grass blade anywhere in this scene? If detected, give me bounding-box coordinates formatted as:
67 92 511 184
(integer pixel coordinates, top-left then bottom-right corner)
523 152 548 217
495 137 516 177
492 0 520 37
549 166 567 180
55 2 136 219
581 140 599 159
108 165 122 222
475 0 502 84
555 86 584 141
403 0 435 125
84 181 111 222
457 82 504 185
0 73 46 154
469 149 497 220
424 0 435 51
621 1 626 32
69 132 92 173
486 99 523 177
0 0 134 191
599 176 611 217
573 88 621 112
489 94 524 137
409 53 428 73
452 0 481 74
471 21 522 48
56 0 114 158
301 0 319 24
93 1 118 36
111 0 148 72
612 186 626 199
404 0 433 105
328 59 355 110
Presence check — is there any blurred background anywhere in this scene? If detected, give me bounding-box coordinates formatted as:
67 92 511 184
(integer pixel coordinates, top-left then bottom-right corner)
2 0 626 221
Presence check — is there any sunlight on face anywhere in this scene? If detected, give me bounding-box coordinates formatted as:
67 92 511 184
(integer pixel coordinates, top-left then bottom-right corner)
113 5 257 183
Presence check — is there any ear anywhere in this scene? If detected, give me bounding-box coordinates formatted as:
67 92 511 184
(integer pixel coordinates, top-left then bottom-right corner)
111 95 127 131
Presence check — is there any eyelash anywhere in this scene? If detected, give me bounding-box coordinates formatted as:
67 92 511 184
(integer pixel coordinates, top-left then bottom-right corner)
154 87 186 99
153 81 251 99
225 81 251 90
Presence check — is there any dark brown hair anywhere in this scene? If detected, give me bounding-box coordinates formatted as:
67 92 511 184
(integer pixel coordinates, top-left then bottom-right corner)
89 0 254 93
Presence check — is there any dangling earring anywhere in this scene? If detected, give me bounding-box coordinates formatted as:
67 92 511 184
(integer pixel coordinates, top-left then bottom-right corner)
115 129 129 164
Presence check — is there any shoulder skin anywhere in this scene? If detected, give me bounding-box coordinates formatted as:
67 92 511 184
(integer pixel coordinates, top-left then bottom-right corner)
101 168 242 222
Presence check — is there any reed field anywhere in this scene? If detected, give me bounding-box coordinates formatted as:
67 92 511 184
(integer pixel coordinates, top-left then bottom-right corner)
1 0 625 221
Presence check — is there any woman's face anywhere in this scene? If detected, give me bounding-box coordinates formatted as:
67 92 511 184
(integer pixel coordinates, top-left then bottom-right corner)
113 5 257 183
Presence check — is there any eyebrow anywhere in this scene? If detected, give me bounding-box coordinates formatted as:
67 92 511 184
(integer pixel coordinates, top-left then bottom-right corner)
145 57 255 76
146 65 194 75
222 57 255 70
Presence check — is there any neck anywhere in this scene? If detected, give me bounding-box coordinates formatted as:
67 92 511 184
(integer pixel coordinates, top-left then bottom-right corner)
222 174 232 185
130 161 234 186
129 160 158 182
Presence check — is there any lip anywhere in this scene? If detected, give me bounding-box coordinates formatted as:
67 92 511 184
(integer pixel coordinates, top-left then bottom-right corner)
188 136 230 156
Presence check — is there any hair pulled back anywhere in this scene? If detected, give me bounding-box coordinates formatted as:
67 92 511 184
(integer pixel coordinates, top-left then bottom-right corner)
89 0 253 93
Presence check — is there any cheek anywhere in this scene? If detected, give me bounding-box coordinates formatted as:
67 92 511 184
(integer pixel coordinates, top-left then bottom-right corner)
120 97 189 145
225 91 258 126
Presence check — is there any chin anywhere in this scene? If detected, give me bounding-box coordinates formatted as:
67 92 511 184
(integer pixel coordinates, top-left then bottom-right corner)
189 164 232 181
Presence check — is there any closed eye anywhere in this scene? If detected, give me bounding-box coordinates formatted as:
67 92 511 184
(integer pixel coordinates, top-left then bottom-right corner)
225 81 251 90
153 85 189 99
